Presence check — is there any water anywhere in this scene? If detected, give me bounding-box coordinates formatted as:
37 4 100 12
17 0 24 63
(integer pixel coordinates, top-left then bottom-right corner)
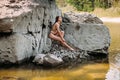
104 22 120 63
0 22 120 80
0 63 109 80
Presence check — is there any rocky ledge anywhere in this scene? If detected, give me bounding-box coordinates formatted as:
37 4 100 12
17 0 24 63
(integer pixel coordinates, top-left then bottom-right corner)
0 0 111 67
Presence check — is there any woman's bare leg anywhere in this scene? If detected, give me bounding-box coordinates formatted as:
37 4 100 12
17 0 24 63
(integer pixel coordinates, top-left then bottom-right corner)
59 31 65 46
49 33 63 42
61 41 74 51
60 31 74 50
49 33 74 51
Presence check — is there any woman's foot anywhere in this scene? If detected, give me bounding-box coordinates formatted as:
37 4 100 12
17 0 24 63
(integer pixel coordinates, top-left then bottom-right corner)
70 48 74 51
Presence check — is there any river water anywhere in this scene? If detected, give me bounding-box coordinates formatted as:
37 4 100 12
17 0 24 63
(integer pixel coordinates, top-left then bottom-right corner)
104 22 120 63
0 20 120 80
0 63 109 80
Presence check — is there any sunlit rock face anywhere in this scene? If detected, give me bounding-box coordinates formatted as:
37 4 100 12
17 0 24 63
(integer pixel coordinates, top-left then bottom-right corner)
0 0 61 63
106 67 120 80
63 11 103 24
106 53 120 80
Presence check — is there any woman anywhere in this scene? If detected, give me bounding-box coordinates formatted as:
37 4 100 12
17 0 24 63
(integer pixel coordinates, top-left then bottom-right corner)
49 16 74 51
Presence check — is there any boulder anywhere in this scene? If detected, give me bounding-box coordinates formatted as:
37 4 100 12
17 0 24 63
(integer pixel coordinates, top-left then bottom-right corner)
64 11 103 24
0 0 61 64
62 12 111 55
43 54 63 66
0 33 33 63
62 23 110 54
33 54 63 66
33 54 46 64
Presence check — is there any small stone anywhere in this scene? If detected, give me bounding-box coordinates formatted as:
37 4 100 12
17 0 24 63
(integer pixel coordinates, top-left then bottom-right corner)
33 54 63 66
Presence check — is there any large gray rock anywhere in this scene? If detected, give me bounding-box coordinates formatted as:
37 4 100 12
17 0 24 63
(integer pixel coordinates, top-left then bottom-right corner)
63 23 110 52
62 12 110 55
0 0 61 63
0 1 111 65
0 34 33 63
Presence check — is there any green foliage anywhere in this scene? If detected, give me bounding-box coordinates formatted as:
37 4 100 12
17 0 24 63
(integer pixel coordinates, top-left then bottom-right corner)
56 0 67 7
66 0 93 11
66 0 112 11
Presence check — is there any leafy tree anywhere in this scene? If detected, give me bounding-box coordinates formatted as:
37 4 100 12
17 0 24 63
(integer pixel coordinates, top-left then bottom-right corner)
66 0 112 11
